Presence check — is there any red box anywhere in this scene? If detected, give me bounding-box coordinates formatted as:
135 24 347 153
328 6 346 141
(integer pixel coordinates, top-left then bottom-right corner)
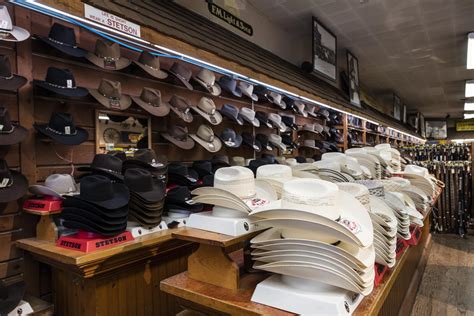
56 231 134 253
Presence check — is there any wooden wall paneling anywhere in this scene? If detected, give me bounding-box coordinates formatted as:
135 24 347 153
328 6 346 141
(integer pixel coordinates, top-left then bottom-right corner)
0 213 22 232
0 229 22 262
0 258 23 279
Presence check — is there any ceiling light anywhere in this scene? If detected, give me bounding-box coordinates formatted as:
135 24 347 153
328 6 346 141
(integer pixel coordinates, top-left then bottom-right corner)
464 113 474 119
468 33 474 69
466 80 474 97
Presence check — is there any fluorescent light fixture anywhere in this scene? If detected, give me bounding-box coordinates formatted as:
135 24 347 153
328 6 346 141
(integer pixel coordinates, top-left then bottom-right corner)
452 139 474 143
464 113 474 119
468 33 474 69
465 80 474 97
98 113 110 120
464 102 474 111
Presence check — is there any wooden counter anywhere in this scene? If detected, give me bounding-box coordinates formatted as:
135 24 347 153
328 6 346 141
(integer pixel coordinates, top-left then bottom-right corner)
17 229 195 316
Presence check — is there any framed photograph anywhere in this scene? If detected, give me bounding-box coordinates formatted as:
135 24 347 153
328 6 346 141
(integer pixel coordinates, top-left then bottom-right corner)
393 93 401 120
419 113 426 138
347 50 361 107
426 120 447 139
407 112 419 130
402 105 407 123
312 17 337 82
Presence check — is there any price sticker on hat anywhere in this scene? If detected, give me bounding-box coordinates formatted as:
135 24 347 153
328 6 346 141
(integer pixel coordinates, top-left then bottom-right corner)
0 178 9 188
64 126 71 135
66 79 73 88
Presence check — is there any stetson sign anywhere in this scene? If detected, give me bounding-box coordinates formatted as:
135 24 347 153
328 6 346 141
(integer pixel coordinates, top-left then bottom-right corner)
207 1 253 36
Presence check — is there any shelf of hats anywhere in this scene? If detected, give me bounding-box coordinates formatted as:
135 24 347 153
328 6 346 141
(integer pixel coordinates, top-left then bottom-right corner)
0 1 435 315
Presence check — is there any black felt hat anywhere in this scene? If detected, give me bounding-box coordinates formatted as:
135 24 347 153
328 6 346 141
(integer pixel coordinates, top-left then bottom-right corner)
62 218 127 236
62 197 128 219
192 160 214 178
167 163 199 186
61 208 127 235
78 154 124 181
219 128 242 148
40 23 87 57
0 281 26 315
255 111 272 128
165 186 203 213
256 133 272 151
219 104 244 125
0 55 26 91
74 175 129 210
0 107 27 145
242 132 262 152
123 148 167 171
34 112 88 145
34 67 88 97
124 168 165 203
0 159 28 202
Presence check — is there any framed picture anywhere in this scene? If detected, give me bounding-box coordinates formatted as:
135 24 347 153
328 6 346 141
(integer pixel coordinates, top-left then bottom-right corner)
419 113 426 138
347 50 361 107
402 105 407 123
426 120 447 139
407 112 419 130
393 94 401 120
312 17 337 82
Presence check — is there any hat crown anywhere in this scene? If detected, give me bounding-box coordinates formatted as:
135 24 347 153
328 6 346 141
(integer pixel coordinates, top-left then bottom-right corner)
197 97 216 114
94 39 121 59
256 164 292 180
44 67 76 88
167 185 192 203
268 91 282 102
219 76 237 90
98 79 122 99
196 125 215 142
133 148 160 166
91 154 123 174
221 103 239 117
124 168 154 193
0 55 11 78
47 112 77 135
221 127 236 139
170 95 190 112
240 107 255 119
238 81 253 93
44 174 77 194
48 23 77 46
0 6 12 31
140 88 161 106
195 68 215 85
0 107 13 132
138 51 160 69
0 159 12 188
214 166 256 199
169 125 189 140
268 113 281 123
170 62 192 81
269 134 281 142
79 175 115 202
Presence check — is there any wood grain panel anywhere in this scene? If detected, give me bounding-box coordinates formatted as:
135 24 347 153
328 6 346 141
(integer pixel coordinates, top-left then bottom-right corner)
0 229 22 262
0 258 23 279
0 213 21 232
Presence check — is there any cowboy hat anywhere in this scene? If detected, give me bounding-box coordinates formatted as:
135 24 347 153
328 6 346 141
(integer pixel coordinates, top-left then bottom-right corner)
124 168 165 203
219 103 244 125
35 67 89 97
218 76 241 97
267 113 287 132
162 125 195 150
40 23 86 57
34 112 88 145
191 97 222 125
190 124 222 153
62 197 128 219
0 159 27 202
238 81 258 101
0 6 29 42
78 154 124 181
219 128 242 148
74 175 129 210
192 68 221 95
88 79 132 110
29 174 79 198
86 39 131 70
239 107 260 127
133 51 168 79
0 281 26 315
0 107 27 145
0 55 26 90
131 87 170 117
169 95 194 123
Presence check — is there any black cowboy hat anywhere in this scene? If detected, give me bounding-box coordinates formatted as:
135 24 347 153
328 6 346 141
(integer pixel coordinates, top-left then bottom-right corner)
123 148 166 171
74 175 129 210
61 209 127 233
34 67 88 97
165 186 203 213
219 128 242 148
78 154 124 181
40 23 87 57
242 132 261 152
0 107 27 145
167 163 199 187
124 168 165 203
62 197 128 219
192 160 214 178
61 206 127 226
219 103 244 125
62 218 127 237
0 281 26 315
0 55 26 91
34 112 88 145
0 159 28 202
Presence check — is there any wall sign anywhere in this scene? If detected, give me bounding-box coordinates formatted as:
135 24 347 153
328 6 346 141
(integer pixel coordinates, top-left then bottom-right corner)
207 1 253 36
312 17 337 82
84 4 141 37
346 50 360 107
456 120 474 131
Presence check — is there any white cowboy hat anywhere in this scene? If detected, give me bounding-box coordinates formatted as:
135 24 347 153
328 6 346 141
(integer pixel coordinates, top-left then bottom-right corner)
250 179 373 247
256 164 295 197
29 174 79 198
251 227 375 268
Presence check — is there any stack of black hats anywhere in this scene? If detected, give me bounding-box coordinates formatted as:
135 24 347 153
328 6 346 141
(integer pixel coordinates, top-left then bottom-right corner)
78 154 124 181
123 148 168 184
62 175 130 236
124 168 165 228
167 163 199 187
165 186 203 217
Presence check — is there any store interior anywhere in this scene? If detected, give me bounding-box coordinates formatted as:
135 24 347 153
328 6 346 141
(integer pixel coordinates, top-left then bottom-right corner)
0 1 472 315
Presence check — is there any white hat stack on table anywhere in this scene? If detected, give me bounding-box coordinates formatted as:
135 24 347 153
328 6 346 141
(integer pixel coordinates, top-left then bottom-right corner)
375 144 402 173
337 182 398 268
249 178 375 296
397 164 439 198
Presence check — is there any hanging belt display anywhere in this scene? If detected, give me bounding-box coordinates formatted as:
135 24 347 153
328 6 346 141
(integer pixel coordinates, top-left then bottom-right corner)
401 144 472 236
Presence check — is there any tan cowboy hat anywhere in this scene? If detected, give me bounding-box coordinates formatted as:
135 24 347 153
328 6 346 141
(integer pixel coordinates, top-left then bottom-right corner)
133 51 168 79
191 97 222 125
88 79 132 110
190 125 222 153
86 39 131 70
131 87 170 117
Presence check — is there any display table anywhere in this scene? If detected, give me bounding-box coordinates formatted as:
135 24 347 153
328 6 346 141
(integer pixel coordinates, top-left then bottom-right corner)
17 229 195 316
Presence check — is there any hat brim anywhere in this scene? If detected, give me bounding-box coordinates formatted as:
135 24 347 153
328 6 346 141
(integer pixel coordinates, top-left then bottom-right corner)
190 134 222 153
0 281 26 314
63 219 127 236
40 37 87 57
133 60 168 79
219 133 242 148
131 96 170 117
165 201 203 213
0 74 26 91
242 115 260 127
0 26 30 42
269 121 287 133
170 106 194 123
34 80 89 97
128 178 165 202
74 182 129 210
269 141 286 151
191 106 223 125
128 212 163 227
63 197 128 218
77 167 124 181
0 169 28 202
88 88 132 110
85 52 131 70
28 183 79 198
192 76 221 96
162 133 195 149
0 124 27 146
62 207 127 227
243 139 262 152
242 91 258 101
168 71 193 90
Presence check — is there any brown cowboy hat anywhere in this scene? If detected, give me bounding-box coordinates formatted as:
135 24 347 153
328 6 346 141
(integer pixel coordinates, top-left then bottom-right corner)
88 79 132 110
86 39 131 70
131 87 170 117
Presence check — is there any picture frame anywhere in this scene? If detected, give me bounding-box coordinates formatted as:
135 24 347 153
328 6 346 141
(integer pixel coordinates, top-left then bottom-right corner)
393 93 401 120
346 50 361 107
407 112 419 130
426 120 447 139
312 17 337 82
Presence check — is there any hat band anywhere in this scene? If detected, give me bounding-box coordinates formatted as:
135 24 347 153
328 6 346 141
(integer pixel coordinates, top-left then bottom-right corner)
46 126 77 136
0 177 13 188
97 55 119 61
196 76 215 89
281 191 336 209
143 63 161 71
172 71 189 83
0 124 15 134
48 37 77 48
0 73 13 80
44 81 77 89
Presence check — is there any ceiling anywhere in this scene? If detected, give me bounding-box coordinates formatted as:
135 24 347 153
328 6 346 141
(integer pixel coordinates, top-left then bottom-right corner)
248 0 474 118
